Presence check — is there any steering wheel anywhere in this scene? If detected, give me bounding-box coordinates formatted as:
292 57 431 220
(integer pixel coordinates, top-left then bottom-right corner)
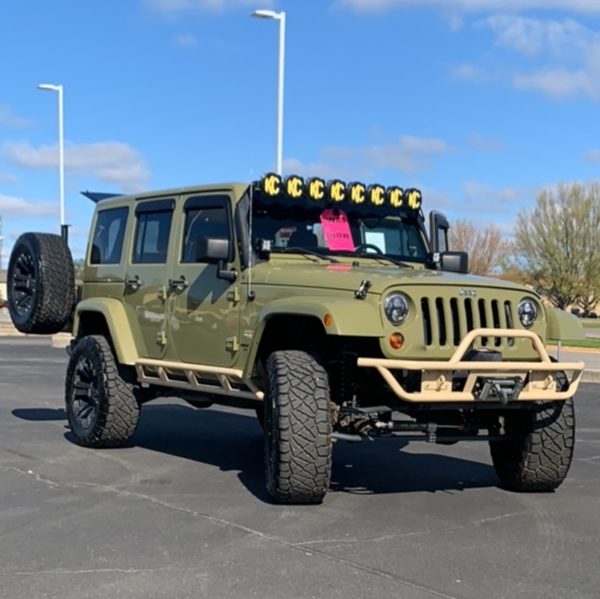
354 243 383 255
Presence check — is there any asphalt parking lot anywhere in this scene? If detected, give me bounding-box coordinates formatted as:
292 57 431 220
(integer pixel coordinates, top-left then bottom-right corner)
0 339 598 599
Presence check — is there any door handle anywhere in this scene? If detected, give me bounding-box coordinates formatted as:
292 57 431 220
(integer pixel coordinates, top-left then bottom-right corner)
169 277 189 291
124 276 143 290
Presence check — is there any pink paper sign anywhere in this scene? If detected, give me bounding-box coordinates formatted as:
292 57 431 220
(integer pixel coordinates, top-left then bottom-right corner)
320 209 355 252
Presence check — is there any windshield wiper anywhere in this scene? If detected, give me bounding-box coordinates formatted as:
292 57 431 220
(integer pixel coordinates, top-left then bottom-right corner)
354 252 414 269
281 247 340 264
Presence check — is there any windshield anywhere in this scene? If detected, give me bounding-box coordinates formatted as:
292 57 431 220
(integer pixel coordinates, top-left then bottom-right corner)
252 200 429 263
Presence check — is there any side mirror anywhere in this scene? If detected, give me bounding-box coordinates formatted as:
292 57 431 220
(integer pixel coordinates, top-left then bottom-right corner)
195 237 237 282
440 251 469 274
196 237 230 263
429 210 449 253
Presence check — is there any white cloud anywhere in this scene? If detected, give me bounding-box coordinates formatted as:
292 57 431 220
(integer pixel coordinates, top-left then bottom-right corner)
281 136 451 183
143 0 272 14
419 186 455 211
481 15 592 57
513 68 597 98
461 181 540 214
0 105 35 129
581 150 600 163
467 133 506 151
453 64 491 83
2 141 150 193
339 0 600 14
454 15 600 99
175 33 198 46
282 158 336 179
323 136 451 175
0 194 58 219
0 172 20 185
447 14 464 31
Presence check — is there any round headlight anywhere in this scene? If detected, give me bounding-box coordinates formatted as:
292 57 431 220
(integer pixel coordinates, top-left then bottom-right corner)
384 293 410 326
518 298 538 328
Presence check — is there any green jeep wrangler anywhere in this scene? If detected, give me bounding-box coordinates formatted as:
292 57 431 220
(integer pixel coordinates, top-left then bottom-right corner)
7 173 585 504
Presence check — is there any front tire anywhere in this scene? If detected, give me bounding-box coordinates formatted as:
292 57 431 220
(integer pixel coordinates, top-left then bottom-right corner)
65 335 140 448
489 398 575 492
264 350 333 504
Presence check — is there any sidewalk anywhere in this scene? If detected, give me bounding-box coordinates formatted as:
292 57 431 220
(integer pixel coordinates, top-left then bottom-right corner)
548 346 600 383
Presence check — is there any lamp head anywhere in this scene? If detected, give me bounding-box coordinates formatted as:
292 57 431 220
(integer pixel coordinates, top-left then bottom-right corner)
251 9 282 19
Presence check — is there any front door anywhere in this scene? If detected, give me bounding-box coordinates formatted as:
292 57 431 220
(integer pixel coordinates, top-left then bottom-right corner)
123 198 175 360
168 193 240 367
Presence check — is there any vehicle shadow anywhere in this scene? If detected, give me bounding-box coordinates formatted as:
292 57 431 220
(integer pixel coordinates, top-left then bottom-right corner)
13 403 499 502
125 404 499 501
12 408 66 421
330 439 498 495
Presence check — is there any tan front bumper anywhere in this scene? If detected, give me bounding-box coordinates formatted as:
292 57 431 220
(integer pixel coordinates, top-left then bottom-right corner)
357 329 584 403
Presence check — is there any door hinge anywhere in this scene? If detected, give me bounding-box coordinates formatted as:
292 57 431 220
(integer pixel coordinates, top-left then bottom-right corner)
227 288 241 303
226 336 239 353
156 331 167 346
158 286 168 301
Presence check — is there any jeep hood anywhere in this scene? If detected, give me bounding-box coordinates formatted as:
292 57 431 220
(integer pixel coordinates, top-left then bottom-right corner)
252 261 530 296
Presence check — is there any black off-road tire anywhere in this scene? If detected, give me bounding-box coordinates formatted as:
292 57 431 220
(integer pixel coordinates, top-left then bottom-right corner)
264 350 333 504
7 232 74 334
65 335 140 448
489 397 575 492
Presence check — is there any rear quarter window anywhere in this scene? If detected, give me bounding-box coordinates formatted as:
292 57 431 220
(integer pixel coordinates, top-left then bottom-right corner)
90 207 129 265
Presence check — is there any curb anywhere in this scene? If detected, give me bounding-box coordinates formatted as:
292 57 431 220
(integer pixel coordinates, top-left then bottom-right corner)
51 334 72 349
582 369 600 384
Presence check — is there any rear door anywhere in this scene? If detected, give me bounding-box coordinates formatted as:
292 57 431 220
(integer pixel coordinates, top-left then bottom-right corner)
123 198 176 360
168 193 240 367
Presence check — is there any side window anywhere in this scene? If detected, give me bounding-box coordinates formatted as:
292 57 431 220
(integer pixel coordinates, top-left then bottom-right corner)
182 202 230 263
133 210 173 264
90 207 129 265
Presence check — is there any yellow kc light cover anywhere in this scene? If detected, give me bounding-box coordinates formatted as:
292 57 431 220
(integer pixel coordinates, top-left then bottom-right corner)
261 173 282 196
257 174 422 211
406 188 423 210
387 186 404 208
348 182 366 205
368 184 386 206
306 177 326 201
284 175 304 199
327 180 347 203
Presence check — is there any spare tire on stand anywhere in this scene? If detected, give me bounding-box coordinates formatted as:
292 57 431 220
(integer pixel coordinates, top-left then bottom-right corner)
7 232 75 334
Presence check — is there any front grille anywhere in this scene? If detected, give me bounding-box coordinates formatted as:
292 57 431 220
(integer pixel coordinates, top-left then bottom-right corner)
421 296 515 348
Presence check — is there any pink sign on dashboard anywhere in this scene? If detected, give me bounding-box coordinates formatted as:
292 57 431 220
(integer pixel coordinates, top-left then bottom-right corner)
320 209 355 252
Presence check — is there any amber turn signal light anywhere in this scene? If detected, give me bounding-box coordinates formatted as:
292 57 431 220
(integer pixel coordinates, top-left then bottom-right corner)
389 333 404 350
323 314 333 327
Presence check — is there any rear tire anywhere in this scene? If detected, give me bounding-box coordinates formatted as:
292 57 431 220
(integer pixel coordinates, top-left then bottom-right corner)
65 335 140 448
264 350 332 504
7 232 74 334
489 398 575 492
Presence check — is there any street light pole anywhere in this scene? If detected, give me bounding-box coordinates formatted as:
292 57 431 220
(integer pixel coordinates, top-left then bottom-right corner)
251 9 286 176
37 84 67 241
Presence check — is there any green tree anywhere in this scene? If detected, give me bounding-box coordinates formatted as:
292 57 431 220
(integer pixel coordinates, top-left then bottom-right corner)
514 183 600 310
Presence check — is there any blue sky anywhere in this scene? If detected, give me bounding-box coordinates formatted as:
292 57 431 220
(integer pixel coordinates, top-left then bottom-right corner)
2 0 600 262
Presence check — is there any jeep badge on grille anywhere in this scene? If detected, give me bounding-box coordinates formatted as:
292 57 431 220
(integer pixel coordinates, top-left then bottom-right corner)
459 289 477 298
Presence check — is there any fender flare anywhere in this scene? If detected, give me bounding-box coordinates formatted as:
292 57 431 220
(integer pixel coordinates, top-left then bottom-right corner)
242 297 384 379
546 307 586 341
73 298 139 365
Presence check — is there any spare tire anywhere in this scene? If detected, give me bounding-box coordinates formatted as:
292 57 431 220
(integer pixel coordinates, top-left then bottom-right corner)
7 232 75 334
